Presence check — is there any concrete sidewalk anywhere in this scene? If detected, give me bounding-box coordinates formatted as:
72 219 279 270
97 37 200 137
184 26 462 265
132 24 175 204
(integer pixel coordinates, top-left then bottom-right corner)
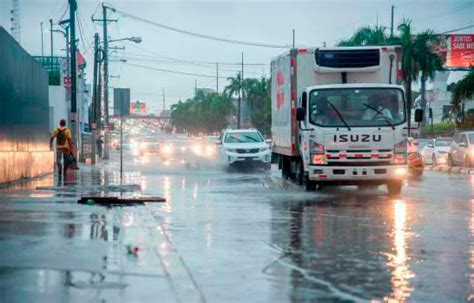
0 162 204 303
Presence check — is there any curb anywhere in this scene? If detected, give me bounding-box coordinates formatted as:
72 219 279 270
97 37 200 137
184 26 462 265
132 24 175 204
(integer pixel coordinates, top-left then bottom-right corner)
424 165 474 175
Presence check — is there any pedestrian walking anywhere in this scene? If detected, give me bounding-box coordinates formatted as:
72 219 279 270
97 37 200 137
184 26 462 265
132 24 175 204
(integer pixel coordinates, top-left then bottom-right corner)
50 119 74 175
96 135 104 158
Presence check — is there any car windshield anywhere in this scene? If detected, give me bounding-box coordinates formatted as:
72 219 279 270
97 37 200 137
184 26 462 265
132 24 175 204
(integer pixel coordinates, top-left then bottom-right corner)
225 132 263 143
309 88 406 127
468 134 474 143
435 139 452 147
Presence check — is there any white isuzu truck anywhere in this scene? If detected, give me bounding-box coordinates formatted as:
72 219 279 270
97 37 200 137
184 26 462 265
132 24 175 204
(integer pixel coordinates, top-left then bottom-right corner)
271 46 422 195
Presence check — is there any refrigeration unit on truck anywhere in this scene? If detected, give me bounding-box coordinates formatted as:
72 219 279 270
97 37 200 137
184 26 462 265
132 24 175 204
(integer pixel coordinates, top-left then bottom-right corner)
271 46 422 195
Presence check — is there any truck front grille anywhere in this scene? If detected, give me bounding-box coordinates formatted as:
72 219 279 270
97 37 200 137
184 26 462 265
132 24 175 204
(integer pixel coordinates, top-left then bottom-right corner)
327 161 392 166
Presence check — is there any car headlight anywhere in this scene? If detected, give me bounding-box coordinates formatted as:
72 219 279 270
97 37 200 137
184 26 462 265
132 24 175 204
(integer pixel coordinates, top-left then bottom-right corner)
162 144 173 154
205 145 216 156
225 148 236 153
192 144 202 155
259 147 269 152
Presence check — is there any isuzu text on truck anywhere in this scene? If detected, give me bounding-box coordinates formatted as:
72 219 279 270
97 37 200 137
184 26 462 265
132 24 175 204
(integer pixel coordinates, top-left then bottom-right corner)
271 46 422 195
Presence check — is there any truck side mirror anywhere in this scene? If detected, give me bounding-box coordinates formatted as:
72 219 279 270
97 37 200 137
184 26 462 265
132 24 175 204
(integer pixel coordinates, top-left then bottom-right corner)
296 108 306 121
414 109 423 122
301 92 307 109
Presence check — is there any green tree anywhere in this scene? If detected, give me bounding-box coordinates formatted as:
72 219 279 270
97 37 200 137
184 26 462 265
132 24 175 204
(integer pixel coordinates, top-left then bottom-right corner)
452 68 474 118
412 29 442 124
338 25 391 46
170 90 234 134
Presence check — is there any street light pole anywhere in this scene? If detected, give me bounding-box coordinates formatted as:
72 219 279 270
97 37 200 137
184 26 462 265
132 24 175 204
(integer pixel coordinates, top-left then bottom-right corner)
40 21 44 57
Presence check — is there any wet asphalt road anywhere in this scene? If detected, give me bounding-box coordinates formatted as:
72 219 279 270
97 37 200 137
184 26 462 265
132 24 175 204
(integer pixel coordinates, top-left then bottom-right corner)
0 149 472 302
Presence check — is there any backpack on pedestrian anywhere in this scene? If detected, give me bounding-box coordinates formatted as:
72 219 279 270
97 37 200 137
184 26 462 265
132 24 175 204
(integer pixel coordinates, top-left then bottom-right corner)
56 128 67 146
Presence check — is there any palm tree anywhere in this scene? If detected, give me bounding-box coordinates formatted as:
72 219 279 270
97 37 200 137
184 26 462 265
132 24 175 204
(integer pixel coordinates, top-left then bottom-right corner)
452 68 474 116
412 30 443 123
224 73 242 98
397 20 420 127
338 25 389 46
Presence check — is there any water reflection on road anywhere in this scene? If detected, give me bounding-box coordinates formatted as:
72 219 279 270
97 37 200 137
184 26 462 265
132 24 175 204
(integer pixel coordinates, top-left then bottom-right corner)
0 149 472 302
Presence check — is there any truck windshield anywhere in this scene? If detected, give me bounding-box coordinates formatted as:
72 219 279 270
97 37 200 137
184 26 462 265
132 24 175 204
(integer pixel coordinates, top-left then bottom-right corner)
309 88 406 127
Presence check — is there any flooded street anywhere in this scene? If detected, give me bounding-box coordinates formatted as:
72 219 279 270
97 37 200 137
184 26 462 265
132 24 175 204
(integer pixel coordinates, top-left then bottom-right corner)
0 149 472 302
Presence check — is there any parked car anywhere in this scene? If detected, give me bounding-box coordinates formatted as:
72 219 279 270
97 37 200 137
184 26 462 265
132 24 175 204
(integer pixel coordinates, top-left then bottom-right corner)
220 129 271 169
448 131 474 167
421 137 452 165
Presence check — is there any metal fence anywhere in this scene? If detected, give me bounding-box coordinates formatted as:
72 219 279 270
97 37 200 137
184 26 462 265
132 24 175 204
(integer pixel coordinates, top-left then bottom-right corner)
0 26 50 152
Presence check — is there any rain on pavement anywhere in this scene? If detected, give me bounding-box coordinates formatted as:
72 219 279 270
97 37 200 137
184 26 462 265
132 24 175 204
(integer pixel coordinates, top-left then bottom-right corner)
0 142 472 303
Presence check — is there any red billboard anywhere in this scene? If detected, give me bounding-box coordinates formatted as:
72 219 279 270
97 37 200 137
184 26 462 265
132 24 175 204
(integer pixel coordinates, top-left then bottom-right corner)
444 34 474 68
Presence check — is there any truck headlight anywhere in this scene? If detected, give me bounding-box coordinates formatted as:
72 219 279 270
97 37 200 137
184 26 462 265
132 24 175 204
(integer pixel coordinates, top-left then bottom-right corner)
393 139 407 164
310 140 326 165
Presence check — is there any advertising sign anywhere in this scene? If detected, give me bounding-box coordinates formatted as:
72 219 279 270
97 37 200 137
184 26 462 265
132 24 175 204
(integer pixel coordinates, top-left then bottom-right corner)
130 101 147 115
441 34 474 68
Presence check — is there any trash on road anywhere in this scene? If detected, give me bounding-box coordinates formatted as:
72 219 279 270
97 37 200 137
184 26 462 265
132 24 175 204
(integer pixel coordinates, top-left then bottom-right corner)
78 196 166 206
126 244 140 256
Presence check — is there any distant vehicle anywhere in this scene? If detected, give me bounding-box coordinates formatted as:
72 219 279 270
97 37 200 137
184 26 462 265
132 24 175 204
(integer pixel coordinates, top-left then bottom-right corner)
421 138 452 165
448 132 474 167
220 129 271 169
416 138 429 151
271 46 423 195
159 138 217 168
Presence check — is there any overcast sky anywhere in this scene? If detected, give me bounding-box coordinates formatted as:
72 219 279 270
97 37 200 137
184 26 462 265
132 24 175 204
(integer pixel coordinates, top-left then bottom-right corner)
0 0 472 113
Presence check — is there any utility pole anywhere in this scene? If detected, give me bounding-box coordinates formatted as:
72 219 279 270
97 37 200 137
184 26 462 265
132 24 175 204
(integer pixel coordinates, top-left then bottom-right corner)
40 22 44 56
49 19 53 71
69 0 78 159
390 5 395 38
216 62 219 93
102 4 110 159
91 33 100 164
292 29 295 48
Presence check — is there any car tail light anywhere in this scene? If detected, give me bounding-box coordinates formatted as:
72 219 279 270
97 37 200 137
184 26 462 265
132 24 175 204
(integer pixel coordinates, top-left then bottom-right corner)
393 139 407 164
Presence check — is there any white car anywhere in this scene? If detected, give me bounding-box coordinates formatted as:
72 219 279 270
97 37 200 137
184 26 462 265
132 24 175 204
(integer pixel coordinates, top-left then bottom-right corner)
421 137 452 165
220 129 271 168
448 132 474 167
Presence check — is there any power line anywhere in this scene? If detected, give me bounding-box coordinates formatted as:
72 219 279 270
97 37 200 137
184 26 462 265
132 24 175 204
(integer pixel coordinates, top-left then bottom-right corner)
414 3 473 26
125 44 269 66
437 23 474 34
124 62 230 79
108 5 291 49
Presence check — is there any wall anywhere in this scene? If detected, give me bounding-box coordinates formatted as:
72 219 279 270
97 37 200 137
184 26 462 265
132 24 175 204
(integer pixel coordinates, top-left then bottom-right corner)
49 85 68 130
0 27 53 183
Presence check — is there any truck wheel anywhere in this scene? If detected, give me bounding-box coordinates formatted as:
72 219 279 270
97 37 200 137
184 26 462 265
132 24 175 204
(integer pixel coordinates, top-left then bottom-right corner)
305 178 316 191
387 181 402 196
295 160 304 186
